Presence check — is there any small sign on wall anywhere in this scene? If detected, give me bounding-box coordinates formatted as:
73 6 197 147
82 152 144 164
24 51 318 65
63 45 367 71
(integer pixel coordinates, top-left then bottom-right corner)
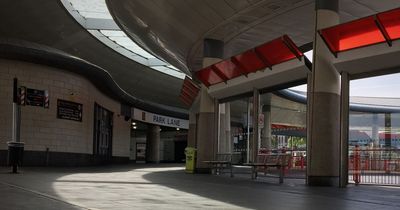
57 99 83 122
26 88 48 107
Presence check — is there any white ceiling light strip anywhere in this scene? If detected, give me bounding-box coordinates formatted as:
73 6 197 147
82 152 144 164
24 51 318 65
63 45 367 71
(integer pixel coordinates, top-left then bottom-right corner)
61 0 186 79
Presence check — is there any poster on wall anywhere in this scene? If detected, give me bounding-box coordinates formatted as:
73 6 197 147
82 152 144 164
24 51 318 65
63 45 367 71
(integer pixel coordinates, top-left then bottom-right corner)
57 99 83 122
26 88 46 107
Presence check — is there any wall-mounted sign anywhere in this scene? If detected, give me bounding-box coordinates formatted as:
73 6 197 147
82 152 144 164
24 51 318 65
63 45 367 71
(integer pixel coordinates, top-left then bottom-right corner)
26 88 47 107
57 99 82 122
132 108 189 129
258 114 265 127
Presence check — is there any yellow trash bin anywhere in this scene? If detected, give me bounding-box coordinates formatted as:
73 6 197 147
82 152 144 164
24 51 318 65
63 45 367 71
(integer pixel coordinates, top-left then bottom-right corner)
184 147 196 173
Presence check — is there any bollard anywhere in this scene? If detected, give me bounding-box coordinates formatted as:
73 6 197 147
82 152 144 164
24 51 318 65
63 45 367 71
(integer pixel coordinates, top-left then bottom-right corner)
353 145 361 185
7 142 24 173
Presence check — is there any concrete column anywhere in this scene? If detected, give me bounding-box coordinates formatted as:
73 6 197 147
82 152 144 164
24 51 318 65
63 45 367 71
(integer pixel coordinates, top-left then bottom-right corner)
187 108 197 148
195 38 223 172
308 0 340 186
261 105 272 150
146 125 160 163
371 114 379 147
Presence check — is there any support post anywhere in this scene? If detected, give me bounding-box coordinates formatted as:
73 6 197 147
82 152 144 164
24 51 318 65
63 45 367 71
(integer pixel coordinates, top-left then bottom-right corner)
194 38 223 172
340 72 349 188
246 98 251 164
308 0 340 186
384 113 391 148
225 103 232 153
372 114 379 147
251 88 260 162
12 78 21 143
146 125 160 163
261 104 272 150
214 98 220 159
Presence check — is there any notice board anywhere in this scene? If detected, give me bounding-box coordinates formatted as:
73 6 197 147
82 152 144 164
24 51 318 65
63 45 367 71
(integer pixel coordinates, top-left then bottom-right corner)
57 99 82 122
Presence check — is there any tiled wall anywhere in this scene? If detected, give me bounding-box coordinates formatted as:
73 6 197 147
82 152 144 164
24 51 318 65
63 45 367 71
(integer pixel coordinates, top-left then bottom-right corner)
0 59 130 158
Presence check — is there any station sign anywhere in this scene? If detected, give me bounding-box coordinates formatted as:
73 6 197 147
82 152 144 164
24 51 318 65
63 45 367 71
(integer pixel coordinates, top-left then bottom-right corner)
132 108 189 129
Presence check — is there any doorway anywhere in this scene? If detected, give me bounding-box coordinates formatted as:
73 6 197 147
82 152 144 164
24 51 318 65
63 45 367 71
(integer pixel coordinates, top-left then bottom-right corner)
93 103 113 163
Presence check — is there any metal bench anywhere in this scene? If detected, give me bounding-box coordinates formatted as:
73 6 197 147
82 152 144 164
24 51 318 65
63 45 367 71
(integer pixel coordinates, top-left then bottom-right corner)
203 153 242 177
243 154 291 183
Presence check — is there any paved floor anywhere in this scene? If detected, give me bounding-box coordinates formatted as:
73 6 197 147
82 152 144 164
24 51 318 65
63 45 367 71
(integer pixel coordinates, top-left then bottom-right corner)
0 164 399 210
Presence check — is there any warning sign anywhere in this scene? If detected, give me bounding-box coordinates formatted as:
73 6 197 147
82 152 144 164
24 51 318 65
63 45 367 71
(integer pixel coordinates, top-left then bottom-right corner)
258 114 265 127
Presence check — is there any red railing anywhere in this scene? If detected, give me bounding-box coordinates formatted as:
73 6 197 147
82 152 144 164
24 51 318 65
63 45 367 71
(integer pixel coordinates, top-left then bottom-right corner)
255 147 400 185
349 147 400 185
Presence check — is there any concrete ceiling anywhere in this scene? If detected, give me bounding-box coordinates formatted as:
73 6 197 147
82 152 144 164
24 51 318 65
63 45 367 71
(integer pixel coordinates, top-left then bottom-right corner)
106 0 400 74
0 0 187 113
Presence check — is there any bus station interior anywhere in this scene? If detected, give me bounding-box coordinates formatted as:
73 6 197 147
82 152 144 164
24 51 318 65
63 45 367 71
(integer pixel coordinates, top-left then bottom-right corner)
1 0 400 209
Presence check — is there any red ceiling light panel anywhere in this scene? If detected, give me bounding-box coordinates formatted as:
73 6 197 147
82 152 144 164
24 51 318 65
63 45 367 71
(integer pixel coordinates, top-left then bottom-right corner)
320 8 400 54
195 35 303 87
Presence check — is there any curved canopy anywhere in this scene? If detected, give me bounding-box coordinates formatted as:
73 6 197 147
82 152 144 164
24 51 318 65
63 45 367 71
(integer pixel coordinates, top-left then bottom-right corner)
106 0 400 74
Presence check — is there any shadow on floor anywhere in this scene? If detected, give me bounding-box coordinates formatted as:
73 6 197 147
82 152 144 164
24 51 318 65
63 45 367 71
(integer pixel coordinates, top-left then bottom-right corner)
0 164 399 210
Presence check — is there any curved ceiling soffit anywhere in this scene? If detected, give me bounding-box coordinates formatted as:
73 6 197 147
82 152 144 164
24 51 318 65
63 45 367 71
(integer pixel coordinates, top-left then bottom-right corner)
0 39 189 119
105 0 191 76
106 0 314 73
106 0 400 74
105 0 313 74
187 0 314 72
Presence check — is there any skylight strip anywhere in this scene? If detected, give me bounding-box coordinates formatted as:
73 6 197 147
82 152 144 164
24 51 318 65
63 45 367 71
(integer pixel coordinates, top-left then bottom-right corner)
61 0 185 79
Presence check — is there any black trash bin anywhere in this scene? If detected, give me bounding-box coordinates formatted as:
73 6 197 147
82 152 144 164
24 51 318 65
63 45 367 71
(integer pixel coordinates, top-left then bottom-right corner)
7 142 24 173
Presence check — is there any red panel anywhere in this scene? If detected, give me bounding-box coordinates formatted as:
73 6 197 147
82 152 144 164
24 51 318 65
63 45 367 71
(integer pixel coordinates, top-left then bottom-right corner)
195 67 224 86
179 95 192 106
213 60 244 79
232 50 267 73
195 35 303 87
183 78 199 96
179 77 200 107
320 16 386 53
181 88 195 101
283 35 304 58
377 8 400 40
255 37 297 66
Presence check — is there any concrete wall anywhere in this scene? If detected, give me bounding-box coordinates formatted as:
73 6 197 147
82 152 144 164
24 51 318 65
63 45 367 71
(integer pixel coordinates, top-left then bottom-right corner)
0 59 130 164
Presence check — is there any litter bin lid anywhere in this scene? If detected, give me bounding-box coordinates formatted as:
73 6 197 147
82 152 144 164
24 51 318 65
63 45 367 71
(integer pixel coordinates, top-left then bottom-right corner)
7 142 25 147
